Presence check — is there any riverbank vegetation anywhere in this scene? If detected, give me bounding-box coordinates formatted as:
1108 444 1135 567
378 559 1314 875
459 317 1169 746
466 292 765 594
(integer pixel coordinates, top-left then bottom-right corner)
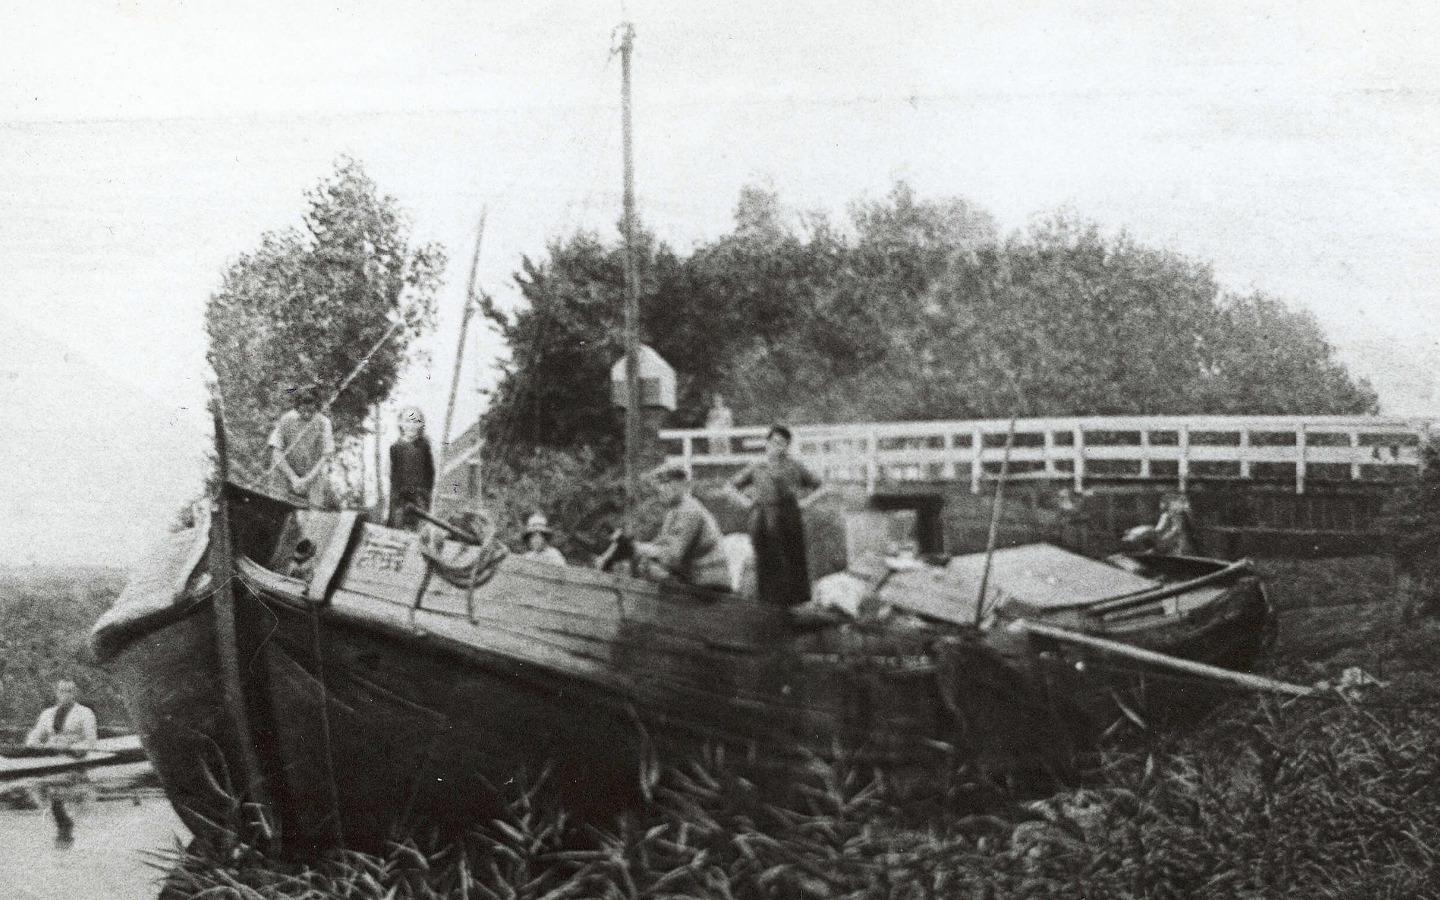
146 548 1440 899
157 664 1440 899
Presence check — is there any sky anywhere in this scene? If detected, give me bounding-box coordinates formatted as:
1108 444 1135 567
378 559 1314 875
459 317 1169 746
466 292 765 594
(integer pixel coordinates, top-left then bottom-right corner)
1 0 1437 567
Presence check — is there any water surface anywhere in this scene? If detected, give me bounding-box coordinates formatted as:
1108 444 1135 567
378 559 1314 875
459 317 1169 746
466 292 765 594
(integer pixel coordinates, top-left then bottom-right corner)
0 764 187 900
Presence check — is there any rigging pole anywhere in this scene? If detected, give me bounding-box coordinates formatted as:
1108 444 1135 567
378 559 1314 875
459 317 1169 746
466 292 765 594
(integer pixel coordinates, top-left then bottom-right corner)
436 210 488 508
619 22 642 534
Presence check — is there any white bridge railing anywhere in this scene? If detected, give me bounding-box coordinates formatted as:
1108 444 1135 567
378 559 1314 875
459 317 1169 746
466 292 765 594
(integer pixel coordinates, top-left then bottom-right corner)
662 415 1433 495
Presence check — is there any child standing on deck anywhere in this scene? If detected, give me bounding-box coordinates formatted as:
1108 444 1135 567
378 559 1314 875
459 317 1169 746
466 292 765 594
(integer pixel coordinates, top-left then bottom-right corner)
388 406 436 530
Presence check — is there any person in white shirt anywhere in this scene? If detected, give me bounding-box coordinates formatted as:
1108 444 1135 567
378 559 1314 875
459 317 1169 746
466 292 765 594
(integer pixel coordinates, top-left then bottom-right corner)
521 513 567 565
25 678 98 759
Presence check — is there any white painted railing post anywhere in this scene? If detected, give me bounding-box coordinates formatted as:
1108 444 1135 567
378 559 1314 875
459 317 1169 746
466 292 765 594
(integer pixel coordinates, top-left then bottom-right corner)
682 434 694 480
1238 429 1251 479
1350 430 1361 481
1044 429 1057 477
1139 429 1151 479
1178 426 1190 492
970 426 983 494
865 427 878 494
1072 424 1085 493
1295 424 1307 495
942 432 956 480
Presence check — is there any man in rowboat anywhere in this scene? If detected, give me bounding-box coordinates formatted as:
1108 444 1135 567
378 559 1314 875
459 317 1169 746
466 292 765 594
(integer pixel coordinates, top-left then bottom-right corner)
633 465 732 591
25 678 98 757
25 678 99 846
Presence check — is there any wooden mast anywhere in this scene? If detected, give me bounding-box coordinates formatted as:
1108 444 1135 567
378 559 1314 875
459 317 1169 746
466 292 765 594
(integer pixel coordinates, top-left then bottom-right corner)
618 23 642 534
436 210 488 508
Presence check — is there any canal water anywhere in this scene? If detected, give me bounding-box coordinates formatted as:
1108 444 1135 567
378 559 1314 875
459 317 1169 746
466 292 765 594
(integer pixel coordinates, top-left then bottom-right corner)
0 764 188 900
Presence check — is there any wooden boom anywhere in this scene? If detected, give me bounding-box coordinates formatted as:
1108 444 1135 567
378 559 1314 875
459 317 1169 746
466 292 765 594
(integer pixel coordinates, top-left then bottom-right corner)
1008 618 1318 698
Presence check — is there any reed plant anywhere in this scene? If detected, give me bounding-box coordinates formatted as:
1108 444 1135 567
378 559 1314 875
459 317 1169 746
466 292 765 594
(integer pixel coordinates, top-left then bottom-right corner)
153 678 1440 900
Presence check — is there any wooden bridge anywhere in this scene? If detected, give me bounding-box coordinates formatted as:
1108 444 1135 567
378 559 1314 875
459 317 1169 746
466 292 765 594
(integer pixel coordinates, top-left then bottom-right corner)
663 415 1431 495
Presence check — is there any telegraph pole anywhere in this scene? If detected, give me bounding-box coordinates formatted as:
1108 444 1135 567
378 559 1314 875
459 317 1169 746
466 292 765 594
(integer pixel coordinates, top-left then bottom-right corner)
619 22 642 534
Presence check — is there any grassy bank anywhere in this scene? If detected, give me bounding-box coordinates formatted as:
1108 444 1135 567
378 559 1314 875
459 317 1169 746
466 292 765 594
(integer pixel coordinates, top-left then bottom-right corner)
159 676 1440 899
7 556 1433 897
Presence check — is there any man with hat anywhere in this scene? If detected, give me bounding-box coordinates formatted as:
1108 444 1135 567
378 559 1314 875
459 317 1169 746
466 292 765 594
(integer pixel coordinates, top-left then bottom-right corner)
521 512 567 565
634 465 731 592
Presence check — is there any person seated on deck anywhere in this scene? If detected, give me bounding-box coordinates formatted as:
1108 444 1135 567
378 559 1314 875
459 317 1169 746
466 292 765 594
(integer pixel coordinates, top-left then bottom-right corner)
520 512 567 565
387 405 436 530
266 384 336 508
25 679 97 759
1122 493 1195 556
632 465 732 592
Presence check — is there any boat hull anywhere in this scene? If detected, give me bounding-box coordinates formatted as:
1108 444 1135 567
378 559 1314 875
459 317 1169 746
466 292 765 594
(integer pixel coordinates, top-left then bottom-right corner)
97 493 1277 857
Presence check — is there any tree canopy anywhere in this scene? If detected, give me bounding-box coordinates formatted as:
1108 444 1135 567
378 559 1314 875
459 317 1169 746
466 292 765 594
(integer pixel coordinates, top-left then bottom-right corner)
478 182 1376 463
205 158 446 483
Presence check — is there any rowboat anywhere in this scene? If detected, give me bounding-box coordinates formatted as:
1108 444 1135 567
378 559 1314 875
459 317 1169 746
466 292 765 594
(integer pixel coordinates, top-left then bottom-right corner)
0 735 148 783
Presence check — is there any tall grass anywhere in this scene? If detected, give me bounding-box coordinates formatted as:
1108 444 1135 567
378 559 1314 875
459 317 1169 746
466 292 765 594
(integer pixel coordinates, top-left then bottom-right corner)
155 680 1440 900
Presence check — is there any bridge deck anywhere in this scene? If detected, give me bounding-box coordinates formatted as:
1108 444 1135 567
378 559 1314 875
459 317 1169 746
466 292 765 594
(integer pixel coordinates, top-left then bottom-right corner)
663 415 1430 494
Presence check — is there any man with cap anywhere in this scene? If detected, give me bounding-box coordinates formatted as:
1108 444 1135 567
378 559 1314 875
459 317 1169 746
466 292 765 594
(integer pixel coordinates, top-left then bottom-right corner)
388 405 436 530
635 465 731 592
521 512 567 565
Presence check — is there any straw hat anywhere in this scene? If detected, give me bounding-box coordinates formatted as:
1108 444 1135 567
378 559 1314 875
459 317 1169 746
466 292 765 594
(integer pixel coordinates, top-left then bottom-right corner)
522 512 555 538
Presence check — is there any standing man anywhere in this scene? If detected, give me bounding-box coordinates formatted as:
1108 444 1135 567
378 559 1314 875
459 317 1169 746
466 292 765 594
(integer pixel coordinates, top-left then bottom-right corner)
267 384 336 508
388 405 436 529
726 425 829 606
636 466 732 591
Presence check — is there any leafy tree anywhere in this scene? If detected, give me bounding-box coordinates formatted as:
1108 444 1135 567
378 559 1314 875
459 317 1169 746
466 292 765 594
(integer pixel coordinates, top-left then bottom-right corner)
478 181 1376 463
205 157 446 486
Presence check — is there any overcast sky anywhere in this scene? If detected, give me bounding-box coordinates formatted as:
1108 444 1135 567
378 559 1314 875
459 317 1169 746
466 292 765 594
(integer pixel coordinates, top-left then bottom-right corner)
1 0 1437 567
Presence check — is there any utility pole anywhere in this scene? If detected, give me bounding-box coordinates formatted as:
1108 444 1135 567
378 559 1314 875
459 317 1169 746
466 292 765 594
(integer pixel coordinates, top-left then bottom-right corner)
619 22 642 535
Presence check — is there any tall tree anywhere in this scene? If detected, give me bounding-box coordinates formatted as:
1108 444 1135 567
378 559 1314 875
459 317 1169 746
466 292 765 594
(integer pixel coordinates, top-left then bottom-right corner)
479 181 1377 462
205 157 446 485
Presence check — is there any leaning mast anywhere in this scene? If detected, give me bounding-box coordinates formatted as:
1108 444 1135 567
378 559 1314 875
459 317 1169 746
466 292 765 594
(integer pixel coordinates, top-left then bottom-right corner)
618 23 642 534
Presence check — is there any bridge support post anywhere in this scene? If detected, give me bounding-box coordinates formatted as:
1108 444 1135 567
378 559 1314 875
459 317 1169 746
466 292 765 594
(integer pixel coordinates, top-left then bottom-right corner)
1239 429 1251 479
1178 426 1190 492
1072 424 1085 493
1296 424 1307 495
865 427 878 494
970 426 983 494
